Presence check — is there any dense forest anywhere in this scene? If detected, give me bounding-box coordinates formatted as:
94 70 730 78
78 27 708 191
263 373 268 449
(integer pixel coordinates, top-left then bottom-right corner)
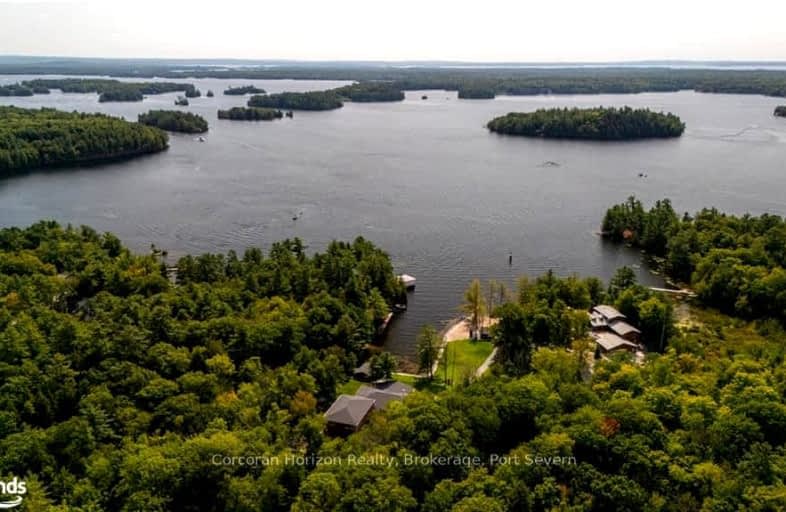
0 106 168 174
487 107 685 140
2 222 786 510
0 78 197 102
224 85 266 95
776 106 786 117
0 83 34 96
4 59 786 98
138 110 209 133
602 197 786 324
458 88 496 99
333 82 405 102
247 91 344 110
217 107 284 121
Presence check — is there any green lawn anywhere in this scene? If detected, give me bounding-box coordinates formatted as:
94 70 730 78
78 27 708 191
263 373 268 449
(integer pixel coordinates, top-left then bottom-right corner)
436 339 494 387
393 373 447 393
336 379 363 396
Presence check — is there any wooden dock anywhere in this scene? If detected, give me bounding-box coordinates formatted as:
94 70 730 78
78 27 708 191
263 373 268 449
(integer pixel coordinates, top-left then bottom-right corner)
648 287 696 297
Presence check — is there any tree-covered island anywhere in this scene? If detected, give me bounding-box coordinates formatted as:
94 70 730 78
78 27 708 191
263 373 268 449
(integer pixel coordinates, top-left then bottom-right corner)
775 106 786 117
0 78 199 102
223 85 266 95
138 110 209 133
217 107 284 120
487 107 685 140
333 82 405 102
247 90 343 110
0 106 168 174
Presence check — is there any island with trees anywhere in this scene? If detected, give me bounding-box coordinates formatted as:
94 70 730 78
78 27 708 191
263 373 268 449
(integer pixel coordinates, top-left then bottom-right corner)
458 87 496 99
0 106 168 174
487 107 686 140
0 83 34 96
138 110 208 133
1 218 785 511
223 85 266 95
217 106 284 121
333 82 405 102
0 78 199 102
776 106 786 117
247 90 343 110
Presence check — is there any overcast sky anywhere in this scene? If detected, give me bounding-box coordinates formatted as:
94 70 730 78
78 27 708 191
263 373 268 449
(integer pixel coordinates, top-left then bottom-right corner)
1 0 785 62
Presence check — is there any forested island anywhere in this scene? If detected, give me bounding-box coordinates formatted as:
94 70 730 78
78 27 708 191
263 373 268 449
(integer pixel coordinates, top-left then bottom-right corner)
458 87 496 99
217 106 284 120
0 83 34 96
333 82 405 102
2 220 786 510
487 107 685 140
776 106 786 117
247 90 344 110
0 106 168 174
138 110 208 133
223 85 266 95
0 78 198 102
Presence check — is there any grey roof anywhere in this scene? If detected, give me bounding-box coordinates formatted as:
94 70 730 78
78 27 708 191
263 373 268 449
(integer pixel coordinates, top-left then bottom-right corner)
608 319 641 337
356 385 411 409
324 395 375 426
592 331 639 352
372 380 413 396
592 305 627 321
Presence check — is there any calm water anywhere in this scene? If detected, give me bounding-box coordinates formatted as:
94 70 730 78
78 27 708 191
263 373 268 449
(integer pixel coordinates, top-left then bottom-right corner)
2 75 786 364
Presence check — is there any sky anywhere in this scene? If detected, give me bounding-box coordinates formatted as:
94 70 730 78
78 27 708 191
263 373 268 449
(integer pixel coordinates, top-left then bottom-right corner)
1 0 785 62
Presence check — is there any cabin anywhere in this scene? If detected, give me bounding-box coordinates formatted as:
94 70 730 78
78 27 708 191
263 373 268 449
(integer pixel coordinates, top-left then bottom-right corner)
353 361 372 381
324 380 413 435
590 305 641 342
324 395 375 435
590 304 642 356
356 381 412 410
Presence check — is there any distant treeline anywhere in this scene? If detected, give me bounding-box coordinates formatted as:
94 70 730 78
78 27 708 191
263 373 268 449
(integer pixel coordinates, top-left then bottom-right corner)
247 91 343 111
217 107 283 120
223 85 265 95
457 87 496 99
776 106 786 117
487 107 685 140
0 106 168 174
138 110 208 133
4 60 786 98
0 78 198 102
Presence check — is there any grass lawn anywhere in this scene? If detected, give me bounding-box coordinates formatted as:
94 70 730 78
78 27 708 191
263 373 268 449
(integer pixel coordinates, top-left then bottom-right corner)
393 373 447 393
336 379 363 396
436 339 494 387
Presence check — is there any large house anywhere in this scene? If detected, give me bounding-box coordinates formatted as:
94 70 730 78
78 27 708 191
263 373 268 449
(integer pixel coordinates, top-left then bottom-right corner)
590 305 642 356
324 380 413 435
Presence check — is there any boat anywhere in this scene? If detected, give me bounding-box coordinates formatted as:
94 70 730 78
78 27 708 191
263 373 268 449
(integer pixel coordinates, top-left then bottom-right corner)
398 274 416 290
198 136 205 142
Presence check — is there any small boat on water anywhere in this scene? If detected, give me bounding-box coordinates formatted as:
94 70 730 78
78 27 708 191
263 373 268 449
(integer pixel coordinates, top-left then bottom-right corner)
399 274 416 290
198 136 205 142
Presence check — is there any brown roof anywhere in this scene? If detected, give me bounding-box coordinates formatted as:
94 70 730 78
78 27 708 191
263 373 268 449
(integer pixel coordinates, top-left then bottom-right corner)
324 395 375 427
356 384 412 409
608 318 641 337
592 305 627 322
592 331 639 352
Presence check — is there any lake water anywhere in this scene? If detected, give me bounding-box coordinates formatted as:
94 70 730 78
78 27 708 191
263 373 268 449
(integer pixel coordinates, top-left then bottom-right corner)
2 75 785 366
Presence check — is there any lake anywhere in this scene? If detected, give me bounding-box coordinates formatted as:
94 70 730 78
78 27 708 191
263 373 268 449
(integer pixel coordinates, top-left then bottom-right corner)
1 75 785 366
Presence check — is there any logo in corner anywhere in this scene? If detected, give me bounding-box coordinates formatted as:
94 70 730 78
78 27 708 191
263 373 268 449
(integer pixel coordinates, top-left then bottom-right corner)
0 478 26 509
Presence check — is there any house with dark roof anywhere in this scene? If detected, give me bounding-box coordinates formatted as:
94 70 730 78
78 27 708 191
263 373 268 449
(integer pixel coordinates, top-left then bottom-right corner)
590 305 643 356
324 380 413 435
324 395 375 435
